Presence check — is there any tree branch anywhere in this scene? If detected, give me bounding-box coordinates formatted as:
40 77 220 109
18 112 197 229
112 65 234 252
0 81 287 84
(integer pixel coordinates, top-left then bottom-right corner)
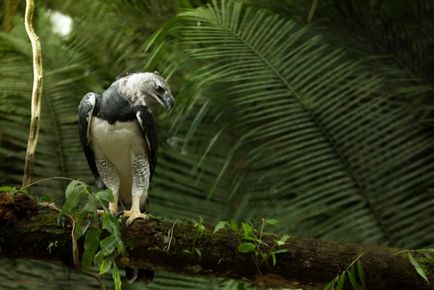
0 193 432 290
22 0 43 187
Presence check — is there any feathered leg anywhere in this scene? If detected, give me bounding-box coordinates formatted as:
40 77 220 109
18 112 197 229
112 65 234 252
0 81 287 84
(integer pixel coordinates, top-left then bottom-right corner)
123 153 150 225
96 158 120 214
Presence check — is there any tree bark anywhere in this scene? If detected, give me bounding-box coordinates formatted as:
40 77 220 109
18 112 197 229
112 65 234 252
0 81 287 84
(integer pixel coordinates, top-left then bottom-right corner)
0 193 432 290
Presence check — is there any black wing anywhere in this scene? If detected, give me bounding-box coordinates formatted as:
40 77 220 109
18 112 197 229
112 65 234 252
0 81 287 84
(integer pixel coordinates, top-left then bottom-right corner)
78 92 101 182
135 106 158 180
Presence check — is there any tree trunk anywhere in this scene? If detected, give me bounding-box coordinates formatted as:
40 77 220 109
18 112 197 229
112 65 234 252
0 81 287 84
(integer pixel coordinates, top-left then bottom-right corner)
0 192 432 290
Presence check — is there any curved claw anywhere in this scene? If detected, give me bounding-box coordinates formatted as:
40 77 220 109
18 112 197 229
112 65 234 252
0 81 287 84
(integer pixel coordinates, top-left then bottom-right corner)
123 210 149 225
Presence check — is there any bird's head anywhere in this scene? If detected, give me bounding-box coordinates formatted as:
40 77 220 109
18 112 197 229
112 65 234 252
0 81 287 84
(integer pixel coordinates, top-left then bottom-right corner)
116 72 175 111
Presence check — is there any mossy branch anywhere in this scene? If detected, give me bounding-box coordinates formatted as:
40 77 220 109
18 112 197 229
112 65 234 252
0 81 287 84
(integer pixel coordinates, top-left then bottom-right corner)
22 0 43 187
0 193 432 290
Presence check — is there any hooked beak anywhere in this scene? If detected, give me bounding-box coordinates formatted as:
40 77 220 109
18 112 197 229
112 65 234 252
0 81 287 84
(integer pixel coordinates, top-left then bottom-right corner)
162 92 175 111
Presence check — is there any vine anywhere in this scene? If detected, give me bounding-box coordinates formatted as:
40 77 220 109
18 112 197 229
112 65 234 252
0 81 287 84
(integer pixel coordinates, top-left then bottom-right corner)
22 0 44 187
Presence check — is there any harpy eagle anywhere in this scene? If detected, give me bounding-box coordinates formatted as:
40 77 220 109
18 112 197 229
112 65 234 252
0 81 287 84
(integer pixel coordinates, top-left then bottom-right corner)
78 72 174 225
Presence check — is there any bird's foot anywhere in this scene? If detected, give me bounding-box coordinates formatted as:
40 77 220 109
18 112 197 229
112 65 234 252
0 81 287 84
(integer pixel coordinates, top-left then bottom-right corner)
122 210 149 225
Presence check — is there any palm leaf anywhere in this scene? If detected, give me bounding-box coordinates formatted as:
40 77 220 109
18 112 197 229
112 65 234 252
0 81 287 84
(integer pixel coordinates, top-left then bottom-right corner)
0 14 97 195
1 1 433 289
150 0 434 247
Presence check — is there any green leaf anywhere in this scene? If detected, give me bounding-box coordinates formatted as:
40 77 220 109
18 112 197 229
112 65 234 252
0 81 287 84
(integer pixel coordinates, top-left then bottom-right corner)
63 181 88 213
65 180 85 199
276 234 289 246
242 236 261 243
100 235 118 256
336 272 346 290
83 195 98 214
0 186 15 192
271 252 276 266
116 239 125 255
194 223 206 233
323 276 338 290
81 227 101 270
101 212 112 230
273 249 289 254
408 253 430 284
73 196 98 239
237 242 256 253
265 219 279 225
95 189 114 203
241 223 253 237
213 221 228 234
73 211 92 239
93 250 104 265
101 211 120 234
228 220 239 231
279 234 290 243
112 261 122 290
357 260 366 289
100 213 124 254
348 270 361 290
38 195 52 203
99 256 113 274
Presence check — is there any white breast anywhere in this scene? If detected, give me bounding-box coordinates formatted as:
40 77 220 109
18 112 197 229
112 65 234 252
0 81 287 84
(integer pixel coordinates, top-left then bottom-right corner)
91 117 146 202
91 118 145 160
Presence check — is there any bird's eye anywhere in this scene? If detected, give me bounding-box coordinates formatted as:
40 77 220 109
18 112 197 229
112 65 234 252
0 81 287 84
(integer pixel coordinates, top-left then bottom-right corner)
156 86 165 95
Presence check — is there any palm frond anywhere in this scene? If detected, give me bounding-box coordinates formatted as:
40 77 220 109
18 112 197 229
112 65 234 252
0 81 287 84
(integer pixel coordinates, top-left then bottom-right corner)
1 0 433 289
150 0 434 247
0 14 97 195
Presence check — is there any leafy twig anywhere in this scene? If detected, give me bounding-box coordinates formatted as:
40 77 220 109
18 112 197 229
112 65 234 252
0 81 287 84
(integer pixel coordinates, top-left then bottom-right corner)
39 201 106 290
393 249 433 284
323 253 366 290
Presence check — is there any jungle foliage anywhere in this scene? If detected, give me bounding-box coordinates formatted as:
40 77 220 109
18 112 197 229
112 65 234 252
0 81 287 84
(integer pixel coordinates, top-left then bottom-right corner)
0 0 433 289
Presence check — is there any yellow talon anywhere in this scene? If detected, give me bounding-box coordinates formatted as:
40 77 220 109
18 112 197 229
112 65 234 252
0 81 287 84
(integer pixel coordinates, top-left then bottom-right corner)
123 210 149 225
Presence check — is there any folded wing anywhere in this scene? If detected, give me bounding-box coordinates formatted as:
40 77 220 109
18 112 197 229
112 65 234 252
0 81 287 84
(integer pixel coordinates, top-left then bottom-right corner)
135 106 158 180
78 92 101 181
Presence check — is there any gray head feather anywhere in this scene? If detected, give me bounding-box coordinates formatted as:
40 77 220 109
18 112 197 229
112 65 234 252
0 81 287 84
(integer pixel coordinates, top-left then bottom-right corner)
115 72 174 110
